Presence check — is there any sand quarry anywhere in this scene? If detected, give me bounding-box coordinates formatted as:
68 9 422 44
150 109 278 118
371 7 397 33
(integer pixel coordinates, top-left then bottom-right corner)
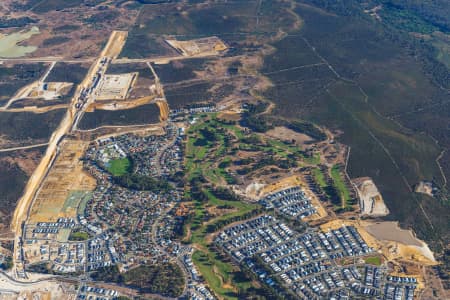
365 221 436 263
353 177 389 217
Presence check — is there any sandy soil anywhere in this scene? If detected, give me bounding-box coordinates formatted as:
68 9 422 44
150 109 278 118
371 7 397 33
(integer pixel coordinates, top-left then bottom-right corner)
100 31 128 60
414 181 434 197
0 271 77 300
86 95 156 112
27 139 96 223
244 182 266 200
217 111 241 121
352 177 389 217
364 221 436 263
166 37 227 57
365 222 422 246
265 126 313 145
321 219 436 265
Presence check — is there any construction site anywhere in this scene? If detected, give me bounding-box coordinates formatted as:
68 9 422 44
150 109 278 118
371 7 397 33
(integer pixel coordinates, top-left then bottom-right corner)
353 177 389 217
166 36 227 57
0 9 446 297
27 139 95 223
8 27 207 281
95 73 137 101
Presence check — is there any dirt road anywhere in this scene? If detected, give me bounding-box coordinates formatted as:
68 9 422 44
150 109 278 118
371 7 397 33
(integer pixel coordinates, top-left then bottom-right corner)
0 143 48 153
10 30 129 279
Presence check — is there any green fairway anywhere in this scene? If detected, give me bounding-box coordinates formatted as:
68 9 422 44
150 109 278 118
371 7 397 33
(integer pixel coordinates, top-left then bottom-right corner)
184 114 267 298
331 165 352 208
312 168 327 188
107 158 131 176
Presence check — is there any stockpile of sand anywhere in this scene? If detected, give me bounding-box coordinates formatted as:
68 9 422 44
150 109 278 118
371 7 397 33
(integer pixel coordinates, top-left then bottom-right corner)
353 177 389 217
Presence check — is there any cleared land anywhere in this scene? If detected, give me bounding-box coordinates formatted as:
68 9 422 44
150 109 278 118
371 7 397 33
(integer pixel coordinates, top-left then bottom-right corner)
101 31 128 59
166 36 227 57
366 222 423 247
28 139 96 223
95 73 137 101
353 177 389 217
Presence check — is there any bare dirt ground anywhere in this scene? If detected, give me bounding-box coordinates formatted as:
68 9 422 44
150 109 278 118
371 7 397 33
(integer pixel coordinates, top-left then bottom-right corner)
363 221 436 264
352 177 389 217
0 271 77 300
206 205 238 219
419 265 450 300
75 124 165 143
265 126 314 145
217 111 241 121
86 95 156 112
365 221 423 246
28 139 96 223
101 31 128 59
414 181 435 197
156 99 169 121
166 36 227 57
243 182 266 200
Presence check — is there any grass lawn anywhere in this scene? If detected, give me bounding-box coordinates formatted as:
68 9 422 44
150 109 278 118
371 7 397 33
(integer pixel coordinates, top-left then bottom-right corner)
77 192 92 215
62 191 93 220
68 230 90 241
107 158 131 176
331 164 352 208
192 250 235 298
312 168 327 188
364 256 382 266
305 152 321 165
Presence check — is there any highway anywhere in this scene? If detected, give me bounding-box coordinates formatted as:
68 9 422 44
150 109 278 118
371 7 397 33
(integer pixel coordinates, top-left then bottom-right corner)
10 30 128 280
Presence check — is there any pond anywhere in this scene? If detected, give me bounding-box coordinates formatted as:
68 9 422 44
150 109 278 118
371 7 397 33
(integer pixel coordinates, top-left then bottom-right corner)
0 26 39 58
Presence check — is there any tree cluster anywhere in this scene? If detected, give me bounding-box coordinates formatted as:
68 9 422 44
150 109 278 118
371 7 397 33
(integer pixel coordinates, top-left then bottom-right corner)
114 173 172 193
